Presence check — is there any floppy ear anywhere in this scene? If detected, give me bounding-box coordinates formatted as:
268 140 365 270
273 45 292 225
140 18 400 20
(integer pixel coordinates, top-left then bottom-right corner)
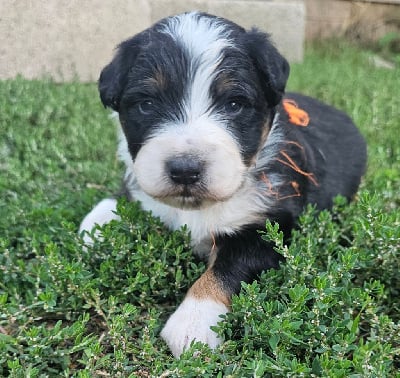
98 32 148 111
244 29 290 107
98 59 122 111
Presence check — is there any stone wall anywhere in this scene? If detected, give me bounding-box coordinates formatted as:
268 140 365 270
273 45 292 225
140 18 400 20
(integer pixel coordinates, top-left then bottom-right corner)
1 0 399 81
0 0 305 81
306 0 400 41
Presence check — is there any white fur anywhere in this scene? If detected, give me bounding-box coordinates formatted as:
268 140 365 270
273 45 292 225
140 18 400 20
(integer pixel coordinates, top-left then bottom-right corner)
120 113 285 255
160 296 229 358
79 198 119 244
127 12 247 212
111 15 286 252
162 12 232 60
162 13 232 121
130 179 267 252
80 14 287 358
133 116 245 206
90 117 283 254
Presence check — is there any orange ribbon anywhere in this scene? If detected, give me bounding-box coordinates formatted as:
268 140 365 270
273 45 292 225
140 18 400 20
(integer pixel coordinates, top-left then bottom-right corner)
282 99 310 127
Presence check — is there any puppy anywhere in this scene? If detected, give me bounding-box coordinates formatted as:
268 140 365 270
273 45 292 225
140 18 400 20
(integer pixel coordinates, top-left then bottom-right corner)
80 12 367 357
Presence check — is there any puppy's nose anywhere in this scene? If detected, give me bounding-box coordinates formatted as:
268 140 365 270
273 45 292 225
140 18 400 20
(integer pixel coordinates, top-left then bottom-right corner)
166 156 203 185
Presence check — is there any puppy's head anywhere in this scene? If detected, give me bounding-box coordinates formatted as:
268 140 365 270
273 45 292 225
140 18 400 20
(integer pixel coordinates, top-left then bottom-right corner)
99 12 289 209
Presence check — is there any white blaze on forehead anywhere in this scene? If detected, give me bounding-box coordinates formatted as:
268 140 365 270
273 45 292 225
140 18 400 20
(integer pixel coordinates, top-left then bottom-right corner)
161 12 233 118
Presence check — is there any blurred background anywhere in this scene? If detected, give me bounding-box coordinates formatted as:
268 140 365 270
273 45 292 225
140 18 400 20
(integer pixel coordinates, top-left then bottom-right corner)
1 0 399 82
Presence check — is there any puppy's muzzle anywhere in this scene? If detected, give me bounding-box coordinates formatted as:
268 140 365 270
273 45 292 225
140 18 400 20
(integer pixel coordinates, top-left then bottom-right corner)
166 156 204 186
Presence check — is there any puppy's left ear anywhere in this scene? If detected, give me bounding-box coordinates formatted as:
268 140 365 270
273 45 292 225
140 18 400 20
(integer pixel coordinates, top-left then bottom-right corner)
244 29 290 107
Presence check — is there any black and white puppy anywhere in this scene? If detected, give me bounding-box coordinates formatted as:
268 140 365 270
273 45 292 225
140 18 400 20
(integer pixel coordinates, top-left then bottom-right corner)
80 12 367 357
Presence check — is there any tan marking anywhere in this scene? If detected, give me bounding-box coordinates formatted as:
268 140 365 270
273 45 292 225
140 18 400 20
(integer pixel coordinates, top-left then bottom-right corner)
250 119 272 167
207 232 218 266
213 74 236 97
142 70 167 90
188 269 231 307
260 119 271 148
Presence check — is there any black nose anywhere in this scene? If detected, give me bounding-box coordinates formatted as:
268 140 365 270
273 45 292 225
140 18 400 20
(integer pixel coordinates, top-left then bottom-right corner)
166 156 203 185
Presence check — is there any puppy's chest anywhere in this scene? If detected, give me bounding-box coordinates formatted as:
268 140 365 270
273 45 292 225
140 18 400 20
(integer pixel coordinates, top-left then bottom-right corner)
131 184 267 254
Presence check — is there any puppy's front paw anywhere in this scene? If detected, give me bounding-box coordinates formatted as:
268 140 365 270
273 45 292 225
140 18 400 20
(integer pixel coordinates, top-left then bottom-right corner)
79 198 119 245
160 297 229 358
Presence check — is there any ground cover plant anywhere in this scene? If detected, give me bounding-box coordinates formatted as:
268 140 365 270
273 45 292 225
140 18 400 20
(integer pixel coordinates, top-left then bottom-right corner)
0 42 399 377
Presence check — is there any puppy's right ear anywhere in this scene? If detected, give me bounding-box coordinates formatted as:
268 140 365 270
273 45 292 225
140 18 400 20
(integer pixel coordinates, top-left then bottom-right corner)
98 33 148 111
98 58 122 111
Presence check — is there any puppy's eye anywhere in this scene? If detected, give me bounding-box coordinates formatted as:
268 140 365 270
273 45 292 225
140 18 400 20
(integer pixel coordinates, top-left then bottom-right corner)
138 99 155 115
224 99 244 116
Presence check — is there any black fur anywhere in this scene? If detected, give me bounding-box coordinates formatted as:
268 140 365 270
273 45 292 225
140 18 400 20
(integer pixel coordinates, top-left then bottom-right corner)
212 92 367 296
96 11 367 326
99 14 289 163
92 13 366 354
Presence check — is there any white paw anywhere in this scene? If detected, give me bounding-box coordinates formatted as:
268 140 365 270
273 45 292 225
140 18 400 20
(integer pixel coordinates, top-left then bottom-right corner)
79 198 120 244
160 297 229 358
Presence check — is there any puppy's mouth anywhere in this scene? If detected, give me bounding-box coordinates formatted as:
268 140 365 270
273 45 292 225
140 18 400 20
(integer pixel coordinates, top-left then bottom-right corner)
161 195 205 209
133 152 247 210
149 157 225 209
154 186 219 210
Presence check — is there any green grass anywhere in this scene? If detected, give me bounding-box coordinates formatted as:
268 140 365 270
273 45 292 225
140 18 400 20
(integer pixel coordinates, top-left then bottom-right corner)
1 42 399 377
